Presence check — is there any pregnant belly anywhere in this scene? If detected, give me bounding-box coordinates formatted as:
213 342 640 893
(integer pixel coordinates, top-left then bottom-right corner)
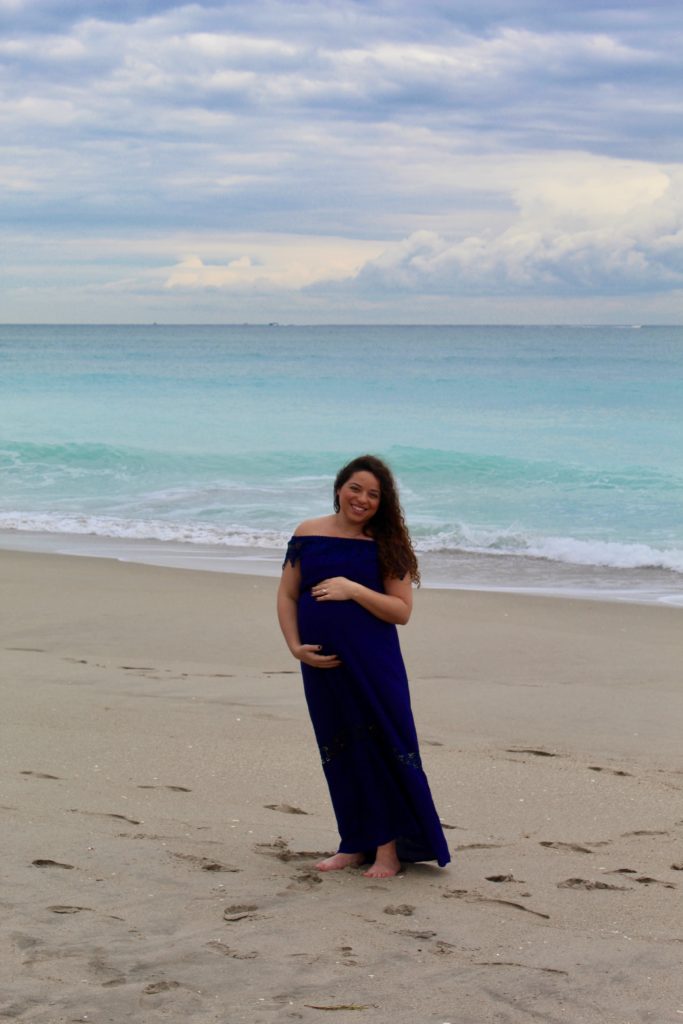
298 592 388 654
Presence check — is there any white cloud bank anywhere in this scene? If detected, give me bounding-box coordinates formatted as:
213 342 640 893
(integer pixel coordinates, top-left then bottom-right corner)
146 155 683 303
310 155 683 300
163 237 386 292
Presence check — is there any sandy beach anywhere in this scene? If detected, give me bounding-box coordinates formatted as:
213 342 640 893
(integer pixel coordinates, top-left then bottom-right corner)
2 548 683 1024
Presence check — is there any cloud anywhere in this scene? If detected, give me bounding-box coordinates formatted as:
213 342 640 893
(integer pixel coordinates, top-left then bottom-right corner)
0 95 80 126
315 156 683 297
0 162 42 191
163 236 386 292
3 4 681 155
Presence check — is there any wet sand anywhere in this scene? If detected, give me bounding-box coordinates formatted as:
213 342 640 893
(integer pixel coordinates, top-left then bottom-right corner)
2 548 682 1023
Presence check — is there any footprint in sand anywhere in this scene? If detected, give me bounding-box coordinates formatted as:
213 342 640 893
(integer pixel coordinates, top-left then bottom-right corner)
32 859 74 870
506 748 558 757
138 784 192 792
69 809 141 825
102 811 142 825
143 981 182 994
20 771 61 780
264 803 308 815
634 876 676 888
432 940 457 955
588 766 633 776
336 944 359 966
304 1005 377 1013
557 877 630 890
206 941 258 959
383 904 415 916
621 829 669 837
287 869 323 889
255 838 327 863
472 960 568 975
47 905 91 914
117 832 162 840
454 842 505 851
485 874 519 883
171 852 240 873
223 904 259 922
540 841 594 854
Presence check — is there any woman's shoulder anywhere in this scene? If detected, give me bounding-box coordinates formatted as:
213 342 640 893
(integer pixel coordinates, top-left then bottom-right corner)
292 515 336 537
283 519 336 569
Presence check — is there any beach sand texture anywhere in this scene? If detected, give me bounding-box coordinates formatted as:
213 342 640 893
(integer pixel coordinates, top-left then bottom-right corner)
2 549 683 1023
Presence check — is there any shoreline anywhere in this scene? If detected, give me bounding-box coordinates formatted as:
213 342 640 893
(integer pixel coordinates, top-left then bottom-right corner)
1 527 682 607
2 546 683 1022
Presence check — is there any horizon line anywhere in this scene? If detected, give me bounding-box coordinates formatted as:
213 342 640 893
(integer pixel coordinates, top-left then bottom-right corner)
1 322 679 329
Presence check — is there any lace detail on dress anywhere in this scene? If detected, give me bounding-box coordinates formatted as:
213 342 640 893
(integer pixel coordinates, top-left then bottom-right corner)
283 536 304 568
319 722 422 770
394 750 423 769
319 722 377 764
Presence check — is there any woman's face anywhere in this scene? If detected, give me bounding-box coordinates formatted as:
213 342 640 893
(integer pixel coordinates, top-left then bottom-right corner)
337 471 381 528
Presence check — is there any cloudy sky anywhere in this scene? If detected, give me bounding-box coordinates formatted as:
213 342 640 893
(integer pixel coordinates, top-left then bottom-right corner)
2 0 682 323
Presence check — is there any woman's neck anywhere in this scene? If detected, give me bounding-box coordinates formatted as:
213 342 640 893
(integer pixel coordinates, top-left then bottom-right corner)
333 512 372 539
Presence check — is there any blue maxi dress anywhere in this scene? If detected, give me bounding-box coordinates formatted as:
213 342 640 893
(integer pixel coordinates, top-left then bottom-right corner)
284 535 450 867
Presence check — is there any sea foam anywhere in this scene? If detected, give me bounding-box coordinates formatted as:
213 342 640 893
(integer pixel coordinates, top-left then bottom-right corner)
1 510 682 576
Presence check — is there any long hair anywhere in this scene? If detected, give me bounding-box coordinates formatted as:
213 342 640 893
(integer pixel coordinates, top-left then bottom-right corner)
333 454 420 585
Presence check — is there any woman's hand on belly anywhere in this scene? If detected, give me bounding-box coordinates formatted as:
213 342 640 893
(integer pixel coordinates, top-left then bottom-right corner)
312 573 412 625
311 577 358 602
294 643 342 669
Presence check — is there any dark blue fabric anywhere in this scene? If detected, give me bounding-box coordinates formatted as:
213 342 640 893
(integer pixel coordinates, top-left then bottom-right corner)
284 535 451 867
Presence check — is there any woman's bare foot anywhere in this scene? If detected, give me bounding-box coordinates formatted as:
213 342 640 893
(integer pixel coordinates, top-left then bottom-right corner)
315 852 364 872
362 840 401 878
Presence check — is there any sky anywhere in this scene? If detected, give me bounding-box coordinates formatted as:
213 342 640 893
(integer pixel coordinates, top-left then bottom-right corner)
1 0 683 324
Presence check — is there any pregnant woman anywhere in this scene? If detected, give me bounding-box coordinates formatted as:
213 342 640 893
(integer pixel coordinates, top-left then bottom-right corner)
277 454 450 878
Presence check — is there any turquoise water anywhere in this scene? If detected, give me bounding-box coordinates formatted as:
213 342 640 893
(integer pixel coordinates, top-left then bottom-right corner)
1 323 683 600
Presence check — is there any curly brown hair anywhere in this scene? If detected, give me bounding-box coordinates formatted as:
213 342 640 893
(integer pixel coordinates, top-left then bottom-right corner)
333 454 420 585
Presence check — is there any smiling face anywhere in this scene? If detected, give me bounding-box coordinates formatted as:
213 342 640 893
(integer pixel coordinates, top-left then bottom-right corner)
336 470 381 530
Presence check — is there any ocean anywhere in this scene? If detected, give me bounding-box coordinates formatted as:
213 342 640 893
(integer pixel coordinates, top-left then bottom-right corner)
1 323 682 604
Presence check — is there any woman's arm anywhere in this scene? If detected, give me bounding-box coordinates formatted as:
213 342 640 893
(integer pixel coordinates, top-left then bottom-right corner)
311 573 413 625
276 560 341 668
